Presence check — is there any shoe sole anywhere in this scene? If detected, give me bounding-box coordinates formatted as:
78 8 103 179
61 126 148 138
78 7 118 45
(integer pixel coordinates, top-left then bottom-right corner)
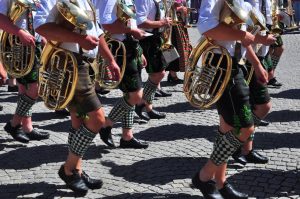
4 126 29 143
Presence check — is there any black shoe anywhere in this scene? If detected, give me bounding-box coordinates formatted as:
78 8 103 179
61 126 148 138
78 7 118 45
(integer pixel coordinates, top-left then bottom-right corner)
0 105 3 111
4 122 29 143
81 171 103 190
244 150 269 164
55 109 69 116
58 165 88 196
167 74 184 84
135 104 150 121
158 89 172 97
99 127 116 148
7 85 18 92
147 109 166 119
192 172 223 199
25 129 49 140
155 90 162 97
259 119 269 126
119 137 149 149
232 149 247 166
219 181 248 199
267 78 282 88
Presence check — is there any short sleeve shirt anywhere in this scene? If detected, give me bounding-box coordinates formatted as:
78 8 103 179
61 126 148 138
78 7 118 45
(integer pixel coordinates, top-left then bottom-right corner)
135 0 166 32
45 0 104 58
0 0 39 39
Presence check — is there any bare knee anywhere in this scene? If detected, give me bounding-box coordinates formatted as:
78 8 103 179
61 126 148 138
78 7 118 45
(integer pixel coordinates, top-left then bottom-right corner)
25 83 39 99
86 109 105 132
149 71 166 84
239 126 255 142
128 90 143 105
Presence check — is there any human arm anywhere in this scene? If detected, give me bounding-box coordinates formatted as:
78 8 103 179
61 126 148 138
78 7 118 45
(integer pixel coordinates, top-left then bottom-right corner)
0 14 35 46
97 34 120 81
0 62 7 86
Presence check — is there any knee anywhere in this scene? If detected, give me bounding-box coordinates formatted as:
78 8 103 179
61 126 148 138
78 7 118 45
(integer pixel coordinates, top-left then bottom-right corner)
264 102 272 113
150 71 166 83
239 126 255 142
88 109 105 130
128 90 143 105
26 83 39 99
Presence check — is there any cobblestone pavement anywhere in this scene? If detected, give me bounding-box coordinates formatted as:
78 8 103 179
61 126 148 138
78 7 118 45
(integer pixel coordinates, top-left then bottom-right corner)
0 28 300 199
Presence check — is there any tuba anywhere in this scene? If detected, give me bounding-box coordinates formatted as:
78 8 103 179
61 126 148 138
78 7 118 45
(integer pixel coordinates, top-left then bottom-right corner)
38 0 93 110
270 0 283 35
0 0 36 78
90 0 130 89
183 0 254 109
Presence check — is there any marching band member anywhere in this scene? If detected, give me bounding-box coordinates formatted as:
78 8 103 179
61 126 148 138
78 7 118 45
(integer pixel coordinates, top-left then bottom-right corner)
166 0 192 85
232 0 276 166
134 0 172 121
191 0 270 198
36 0 120 195
0 0 49 143
97 0 149 149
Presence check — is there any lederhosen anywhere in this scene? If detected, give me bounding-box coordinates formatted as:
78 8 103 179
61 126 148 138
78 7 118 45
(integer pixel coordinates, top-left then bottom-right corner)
67 0 101 116
107 1 144 129
139 0 167 74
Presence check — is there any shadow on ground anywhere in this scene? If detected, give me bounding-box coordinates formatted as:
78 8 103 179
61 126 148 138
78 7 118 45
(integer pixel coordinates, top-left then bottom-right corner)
101 193 202 199
266 109 300 123
0 144 109 170
270 89 300 100
136 124 217 142
102 157 207 185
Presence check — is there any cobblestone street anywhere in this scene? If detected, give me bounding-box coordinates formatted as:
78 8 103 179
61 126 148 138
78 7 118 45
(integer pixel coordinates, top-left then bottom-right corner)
0 28 299 199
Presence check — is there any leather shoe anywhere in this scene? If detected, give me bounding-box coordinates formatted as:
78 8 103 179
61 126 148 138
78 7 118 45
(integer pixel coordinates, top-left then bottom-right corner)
155 90 163 97
58 165 88 196
26 129 49 140
147 109 166 119
219 181 248 199
135 104 150 121
244 150 268 164
100 127 116 148
167 74 184 84
232 149 247 166
7 85 18 92
259 119 269 126
4 122 29 143
192 172 223 199
120 137 149 149
81 171 103 189
267 77 282 88
0 105 3 111
158 89 172 97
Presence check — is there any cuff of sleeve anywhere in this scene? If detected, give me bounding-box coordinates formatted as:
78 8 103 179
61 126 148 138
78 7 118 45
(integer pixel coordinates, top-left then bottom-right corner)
136 16 147 26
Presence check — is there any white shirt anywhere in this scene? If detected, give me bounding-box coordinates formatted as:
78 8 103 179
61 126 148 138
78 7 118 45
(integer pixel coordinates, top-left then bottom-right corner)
33 0 56 29
135 0 166 32
0 0 39 39
245 0 270 56
197 0 250 57
98 0 137 41
44 0 103 58
245 0 272 25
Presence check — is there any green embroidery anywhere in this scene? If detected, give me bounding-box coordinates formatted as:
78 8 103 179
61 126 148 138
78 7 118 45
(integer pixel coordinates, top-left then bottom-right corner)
233 114 241 135
242 105 252 122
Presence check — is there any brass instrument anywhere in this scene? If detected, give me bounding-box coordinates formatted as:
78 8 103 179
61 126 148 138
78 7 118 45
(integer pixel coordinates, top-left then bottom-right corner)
0 0 36 78
91 35 126 89
91 0 130 89
286 0 299 30
160 0 180 64
38 0 93 110
183 0 254 109
271 0 283 35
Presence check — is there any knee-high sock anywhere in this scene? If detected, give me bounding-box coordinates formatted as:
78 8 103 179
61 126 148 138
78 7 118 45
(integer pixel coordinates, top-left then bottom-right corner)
271 54 280 69
143 79 158 104
68 125 96 157
122 108 134 129
210 130 243 166
15 94 36 117
108 97 134 123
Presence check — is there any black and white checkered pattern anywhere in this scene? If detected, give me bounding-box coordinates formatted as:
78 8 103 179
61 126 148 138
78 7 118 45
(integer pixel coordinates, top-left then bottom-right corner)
271 55 280 68
108 97 134 123
122 109 134 129
210 131 243 166
69 125 96 157
15 94 35 117
68 127 77 146
143 79 158 104
252 112 262 126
